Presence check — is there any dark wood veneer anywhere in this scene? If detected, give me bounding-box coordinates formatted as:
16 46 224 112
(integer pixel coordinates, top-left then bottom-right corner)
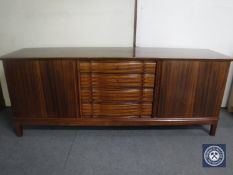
4 60 79 119
193 61 230 117
1 47 231 60
39 60 78 118
4 60 46 117
158 61 199 118
157 61 230 119
2 47 231 136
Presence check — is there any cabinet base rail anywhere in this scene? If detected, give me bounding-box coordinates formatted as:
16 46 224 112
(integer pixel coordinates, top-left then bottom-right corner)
14 117 218 137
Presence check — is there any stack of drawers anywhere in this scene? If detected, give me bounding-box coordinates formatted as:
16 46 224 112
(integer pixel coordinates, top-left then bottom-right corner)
79 60 156 118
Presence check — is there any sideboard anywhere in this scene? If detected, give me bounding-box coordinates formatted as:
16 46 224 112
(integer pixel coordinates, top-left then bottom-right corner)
1 47 231 136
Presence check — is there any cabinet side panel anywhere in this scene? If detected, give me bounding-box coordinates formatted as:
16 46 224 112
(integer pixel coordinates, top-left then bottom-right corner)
193 61 230 117
157 61 199 118
3 60 46 117
39 60 78 118
0 83 5 109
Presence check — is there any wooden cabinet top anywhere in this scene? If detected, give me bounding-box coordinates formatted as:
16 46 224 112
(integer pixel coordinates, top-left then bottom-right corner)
1 47 232 60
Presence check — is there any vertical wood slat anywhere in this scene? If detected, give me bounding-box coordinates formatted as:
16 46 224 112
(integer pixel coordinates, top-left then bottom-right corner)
139 61 145 118
77 60 82 118
90 61 94 118
152 60 162 117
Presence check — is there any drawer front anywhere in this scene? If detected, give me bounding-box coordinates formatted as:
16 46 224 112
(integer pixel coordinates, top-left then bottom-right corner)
79 60 156 118
80 74 155 88
80 61 156 74
81 88 153 102
81 103 152 118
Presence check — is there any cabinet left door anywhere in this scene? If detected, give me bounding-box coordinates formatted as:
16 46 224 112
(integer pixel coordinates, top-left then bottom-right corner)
4 60 79 118
39 60 78 118
4 60 46 117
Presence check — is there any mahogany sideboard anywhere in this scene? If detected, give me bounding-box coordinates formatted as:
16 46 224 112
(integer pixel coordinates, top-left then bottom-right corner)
1 47 232 136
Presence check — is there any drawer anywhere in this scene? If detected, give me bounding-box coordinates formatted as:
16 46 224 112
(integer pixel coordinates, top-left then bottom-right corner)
80 74 155 88
81 103 152 117
81 88 153 102
80 61 156 74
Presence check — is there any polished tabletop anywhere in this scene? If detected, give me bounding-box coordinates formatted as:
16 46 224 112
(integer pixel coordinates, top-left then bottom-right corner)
1 47 231 60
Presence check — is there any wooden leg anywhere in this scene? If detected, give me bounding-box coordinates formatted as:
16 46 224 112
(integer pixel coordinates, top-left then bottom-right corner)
209 123 217 136
15 122 23 137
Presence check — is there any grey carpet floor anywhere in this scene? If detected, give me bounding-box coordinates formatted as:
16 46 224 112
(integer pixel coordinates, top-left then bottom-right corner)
0 108 233 175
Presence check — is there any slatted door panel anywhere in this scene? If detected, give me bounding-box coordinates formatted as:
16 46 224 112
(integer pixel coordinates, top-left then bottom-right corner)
79 60 156 118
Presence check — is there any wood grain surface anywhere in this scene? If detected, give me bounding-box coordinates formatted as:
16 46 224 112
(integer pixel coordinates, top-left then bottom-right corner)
4 60 46 117
40 60 78 118
156 60 230 118
2 48 230 136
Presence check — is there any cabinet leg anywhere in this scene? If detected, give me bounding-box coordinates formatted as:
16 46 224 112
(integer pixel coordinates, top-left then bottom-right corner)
15 122 23 137
209 123 217 136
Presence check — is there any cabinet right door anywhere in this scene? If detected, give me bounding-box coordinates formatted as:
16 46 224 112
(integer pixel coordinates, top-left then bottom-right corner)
156 60 230 118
